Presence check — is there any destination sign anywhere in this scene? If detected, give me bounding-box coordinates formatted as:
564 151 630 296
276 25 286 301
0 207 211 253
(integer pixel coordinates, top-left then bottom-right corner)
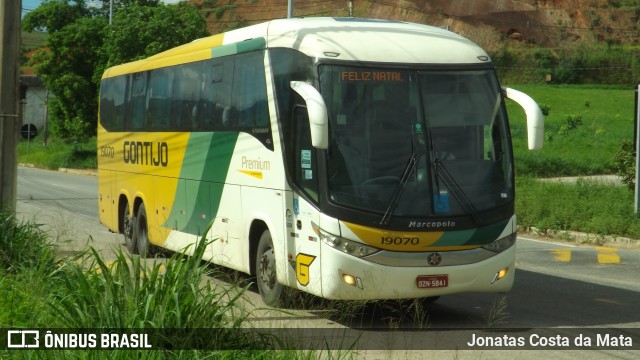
340 71 405 82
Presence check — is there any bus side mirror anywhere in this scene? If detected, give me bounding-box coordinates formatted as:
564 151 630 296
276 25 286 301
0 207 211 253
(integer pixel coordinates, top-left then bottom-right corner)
291 81 329 149
502 87 544 150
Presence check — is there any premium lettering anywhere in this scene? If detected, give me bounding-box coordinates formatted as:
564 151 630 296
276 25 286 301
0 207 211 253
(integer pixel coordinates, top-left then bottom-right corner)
241 156 270 171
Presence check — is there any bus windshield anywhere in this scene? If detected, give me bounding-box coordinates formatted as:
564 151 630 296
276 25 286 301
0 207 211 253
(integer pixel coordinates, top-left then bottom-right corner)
319 65 513 219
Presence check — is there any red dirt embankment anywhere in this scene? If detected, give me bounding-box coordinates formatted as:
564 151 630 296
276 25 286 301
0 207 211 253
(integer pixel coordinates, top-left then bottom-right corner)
192 0 639 47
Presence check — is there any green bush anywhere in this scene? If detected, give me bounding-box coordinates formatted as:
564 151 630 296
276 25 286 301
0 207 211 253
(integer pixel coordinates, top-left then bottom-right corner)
614 140 636 190
64 140 98 169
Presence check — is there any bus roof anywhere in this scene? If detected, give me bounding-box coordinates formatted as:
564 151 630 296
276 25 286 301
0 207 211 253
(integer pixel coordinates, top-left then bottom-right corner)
103 17 490 78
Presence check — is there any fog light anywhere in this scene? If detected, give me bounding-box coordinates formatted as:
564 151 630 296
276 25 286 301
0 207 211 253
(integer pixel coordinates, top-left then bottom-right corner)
342 274 356 286
491 267 509 284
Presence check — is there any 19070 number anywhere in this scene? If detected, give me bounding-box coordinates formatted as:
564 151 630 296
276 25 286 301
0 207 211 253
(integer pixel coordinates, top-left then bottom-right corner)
380 237 419 246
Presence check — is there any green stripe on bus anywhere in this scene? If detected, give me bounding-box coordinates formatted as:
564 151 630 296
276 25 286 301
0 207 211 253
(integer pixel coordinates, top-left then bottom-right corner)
164 132 239 235
432 218 510 247
212 37 266 58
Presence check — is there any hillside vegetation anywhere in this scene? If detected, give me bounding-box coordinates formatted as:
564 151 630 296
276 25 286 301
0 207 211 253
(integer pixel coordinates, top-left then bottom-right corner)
195 0 640 46
191 0 640 84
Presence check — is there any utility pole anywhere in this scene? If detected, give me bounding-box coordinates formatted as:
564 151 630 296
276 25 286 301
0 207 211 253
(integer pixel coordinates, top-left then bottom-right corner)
0 0 22 211
348 0 354 17
288 0 293 18
635 85 640 216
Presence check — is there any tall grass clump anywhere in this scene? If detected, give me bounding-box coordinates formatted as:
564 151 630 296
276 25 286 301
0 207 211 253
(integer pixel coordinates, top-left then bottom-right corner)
0 209 60 328
0 209 58 274
0 212 354 358
49 238 271 350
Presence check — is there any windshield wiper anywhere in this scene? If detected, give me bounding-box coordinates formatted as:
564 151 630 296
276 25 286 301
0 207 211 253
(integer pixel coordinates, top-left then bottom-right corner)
380 152 418 225
432 158 480 225
426 125 480 225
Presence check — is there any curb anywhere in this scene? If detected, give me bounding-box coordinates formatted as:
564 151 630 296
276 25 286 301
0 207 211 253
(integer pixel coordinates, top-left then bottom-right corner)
538 175 624 186
58 167 97 176
19 164 97 176
518 226 640 248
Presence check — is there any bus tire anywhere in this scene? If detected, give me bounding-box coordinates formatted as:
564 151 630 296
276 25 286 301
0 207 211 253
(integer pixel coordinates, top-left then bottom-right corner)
134 203 151 258
256 230 284 307
122 202 136 254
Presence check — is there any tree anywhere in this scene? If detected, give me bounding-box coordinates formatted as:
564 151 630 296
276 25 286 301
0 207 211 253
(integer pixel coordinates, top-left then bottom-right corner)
89 0 162 19
30 17 108 140
21 0 90 33
104 3 208 66
22 0 209 140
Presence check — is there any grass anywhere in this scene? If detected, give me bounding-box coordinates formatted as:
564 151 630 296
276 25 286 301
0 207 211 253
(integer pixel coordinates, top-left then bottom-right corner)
505 84 636 177
1 210 353 358
516 176 640 239
22 31 48 51
18 135 97 170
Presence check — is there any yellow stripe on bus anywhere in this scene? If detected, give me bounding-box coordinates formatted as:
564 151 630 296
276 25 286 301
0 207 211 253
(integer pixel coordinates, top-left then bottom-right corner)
342 221 444 251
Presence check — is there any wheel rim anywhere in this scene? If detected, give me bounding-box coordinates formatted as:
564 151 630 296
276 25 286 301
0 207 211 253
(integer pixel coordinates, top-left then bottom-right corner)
137 214 148 256
123 204 134 249
123 211 132 239
259 247 276 290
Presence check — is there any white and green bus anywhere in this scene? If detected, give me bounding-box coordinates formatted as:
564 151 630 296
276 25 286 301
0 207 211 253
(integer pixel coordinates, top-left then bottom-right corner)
98 17 543 306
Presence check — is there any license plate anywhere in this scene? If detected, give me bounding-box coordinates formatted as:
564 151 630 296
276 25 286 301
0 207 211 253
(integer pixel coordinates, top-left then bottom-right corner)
416 275 448 288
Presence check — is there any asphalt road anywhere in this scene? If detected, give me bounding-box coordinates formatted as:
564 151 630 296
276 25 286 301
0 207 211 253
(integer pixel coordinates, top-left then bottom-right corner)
16 166 121 257
15 166 640 358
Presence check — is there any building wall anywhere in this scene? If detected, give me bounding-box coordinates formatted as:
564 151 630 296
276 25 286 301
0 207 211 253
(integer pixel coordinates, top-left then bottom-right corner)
22 85 47 131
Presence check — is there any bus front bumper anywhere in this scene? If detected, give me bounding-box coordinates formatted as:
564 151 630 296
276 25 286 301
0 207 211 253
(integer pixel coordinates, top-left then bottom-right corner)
320 242 516 300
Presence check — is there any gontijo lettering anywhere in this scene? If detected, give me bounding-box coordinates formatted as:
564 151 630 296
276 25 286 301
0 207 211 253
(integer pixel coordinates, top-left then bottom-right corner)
123 141 168 167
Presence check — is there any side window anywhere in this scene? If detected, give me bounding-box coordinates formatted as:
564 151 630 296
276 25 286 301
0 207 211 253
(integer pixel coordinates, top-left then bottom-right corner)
203 59 233 130
293 106 319 202
233 51 269 129
99 75 128 131
130 72 147 130
172 62 202 130
147 67 173 130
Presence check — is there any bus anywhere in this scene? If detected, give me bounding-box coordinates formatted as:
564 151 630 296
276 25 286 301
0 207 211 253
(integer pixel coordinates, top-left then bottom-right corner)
98 17 543 307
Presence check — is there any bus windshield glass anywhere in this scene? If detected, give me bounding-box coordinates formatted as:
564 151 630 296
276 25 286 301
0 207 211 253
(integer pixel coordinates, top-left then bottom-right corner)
319 65 513 218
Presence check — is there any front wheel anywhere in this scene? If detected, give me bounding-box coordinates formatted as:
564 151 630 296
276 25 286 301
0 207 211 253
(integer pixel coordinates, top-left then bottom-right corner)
256 230 284 307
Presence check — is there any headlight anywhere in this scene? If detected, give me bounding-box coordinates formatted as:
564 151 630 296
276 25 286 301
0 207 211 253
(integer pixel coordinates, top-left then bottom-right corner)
320 230 380 257
481 233 516 253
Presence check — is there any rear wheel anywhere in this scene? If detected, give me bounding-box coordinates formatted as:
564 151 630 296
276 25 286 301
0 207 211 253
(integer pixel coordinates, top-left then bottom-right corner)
133 203 151 258
122 202 136 254
256 230 284 307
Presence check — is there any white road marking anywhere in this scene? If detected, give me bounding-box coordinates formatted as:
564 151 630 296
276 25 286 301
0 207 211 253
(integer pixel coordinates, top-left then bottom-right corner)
517 236 578 248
